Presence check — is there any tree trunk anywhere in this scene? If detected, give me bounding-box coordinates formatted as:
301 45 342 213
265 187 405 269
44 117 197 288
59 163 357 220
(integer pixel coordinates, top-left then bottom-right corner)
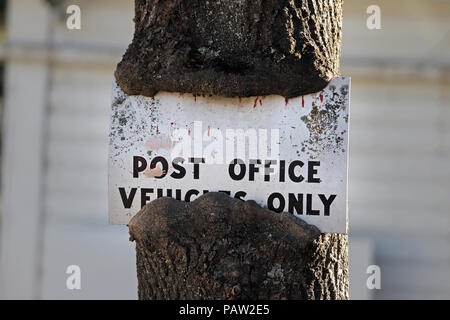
129 193 349 300
121 0 349 300
115 0 343 98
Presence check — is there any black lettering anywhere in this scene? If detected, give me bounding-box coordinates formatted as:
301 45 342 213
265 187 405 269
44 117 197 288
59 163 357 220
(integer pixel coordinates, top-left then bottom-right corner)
234 191 247 200
133 156 147 178
306 194 319 215
170 157 186 179
185 189 200 202
119 187 137 209
267 193 285 213
264 160 276 182
155 189 173 198
229 159 246 180
319 194 337 216
141 188 154 208
308 161 320 183
249 159 261 181
189 158 205 179
279 160 286 182
288 160 304 182
288 193 303 215
150 157 168 179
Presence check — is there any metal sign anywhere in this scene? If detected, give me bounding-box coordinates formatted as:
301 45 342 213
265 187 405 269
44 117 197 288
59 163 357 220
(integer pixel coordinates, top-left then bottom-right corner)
109 77 350 233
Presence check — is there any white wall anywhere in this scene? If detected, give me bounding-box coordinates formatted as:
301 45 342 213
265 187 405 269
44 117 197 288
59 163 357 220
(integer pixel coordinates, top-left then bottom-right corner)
342 0 450 299
0 0 137 299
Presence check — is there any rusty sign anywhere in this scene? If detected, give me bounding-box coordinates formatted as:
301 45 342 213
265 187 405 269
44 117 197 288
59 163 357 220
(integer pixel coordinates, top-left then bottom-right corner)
109 77 350 233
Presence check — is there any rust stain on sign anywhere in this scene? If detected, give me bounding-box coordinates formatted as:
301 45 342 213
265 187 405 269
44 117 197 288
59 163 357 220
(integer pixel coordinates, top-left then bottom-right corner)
108 77 351 234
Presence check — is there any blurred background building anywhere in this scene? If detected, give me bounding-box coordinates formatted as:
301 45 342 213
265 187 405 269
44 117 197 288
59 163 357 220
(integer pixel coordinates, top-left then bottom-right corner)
0 0 449 299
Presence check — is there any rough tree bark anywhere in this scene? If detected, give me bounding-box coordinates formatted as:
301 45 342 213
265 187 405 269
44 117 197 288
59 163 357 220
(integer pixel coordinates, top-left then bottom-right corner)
122 0 349 300
129 193 349 300
115 0 343 98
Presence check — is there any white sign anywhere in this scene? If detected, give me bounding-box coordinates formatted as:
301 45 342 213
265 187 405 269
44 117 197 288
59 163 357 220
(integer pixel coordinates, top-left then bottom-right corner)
109 77 350 234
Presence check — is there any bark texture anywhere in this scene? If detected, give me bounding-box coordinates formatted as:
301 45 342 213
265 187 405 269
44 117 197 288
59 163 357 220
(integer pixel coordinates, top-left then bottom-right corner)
129 193 349 300
115 0 343 98
124 0 349 300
